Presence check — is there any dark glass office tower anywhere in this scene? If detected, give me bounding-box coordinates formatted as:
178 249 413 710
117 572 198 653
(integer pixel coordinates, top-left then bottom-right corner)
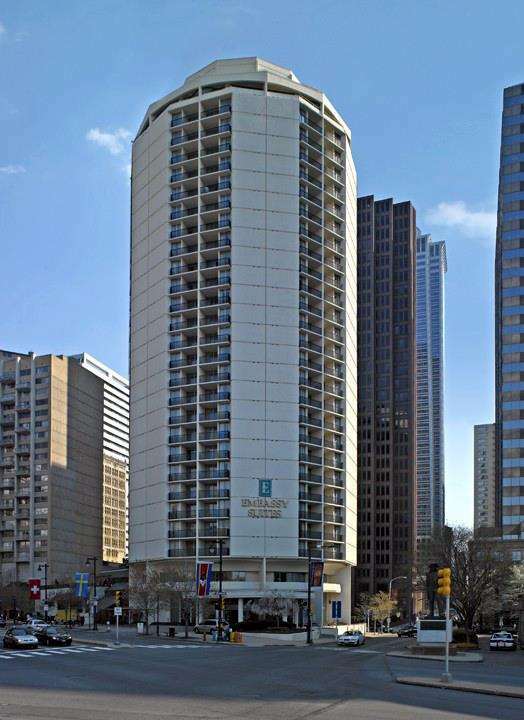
356 196 417 616
495 82 524 547
415 232 446 544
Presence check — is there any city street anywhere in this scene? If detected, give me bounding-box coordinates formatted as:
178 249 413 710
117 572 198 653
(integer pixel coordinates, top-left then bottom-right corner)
0 633 522 719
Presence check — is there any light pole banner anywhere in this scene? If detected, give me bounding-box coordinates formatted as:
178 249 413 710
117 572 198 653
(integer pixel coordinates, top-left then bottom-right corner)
75 572 90 599
28 579 41 600
309 561 324 588
196 562 213 597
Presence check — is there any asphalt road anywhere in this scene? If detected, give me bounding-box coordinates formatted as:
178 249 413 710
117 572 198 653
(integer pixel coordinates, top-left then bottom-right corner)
0 634 522 719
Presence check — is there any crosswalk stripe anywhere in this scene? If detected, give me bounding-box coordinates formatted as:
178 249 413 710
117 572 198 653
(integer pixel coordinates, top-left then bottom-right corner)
32 652 53 656
12 653 34 657
45 650 67 655
0 655 14 659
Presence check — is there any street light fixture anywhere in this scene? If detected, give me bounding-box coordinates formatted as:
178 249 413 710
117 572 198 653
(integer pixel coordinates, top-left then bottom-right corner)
37 563 49 622
85 556 98 631
209 539 224 642
388 575 407 630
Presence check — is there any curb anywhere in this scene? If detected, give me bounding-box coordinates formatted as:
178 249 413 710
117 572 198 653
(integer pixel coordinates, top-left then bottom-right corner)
396 676 524 700
387 651 483 663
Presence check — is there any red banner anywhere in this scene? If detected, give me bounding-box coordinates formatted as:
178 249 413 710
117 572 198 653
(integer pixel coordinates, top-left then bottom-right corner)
28 578 41 600
196 562 213 597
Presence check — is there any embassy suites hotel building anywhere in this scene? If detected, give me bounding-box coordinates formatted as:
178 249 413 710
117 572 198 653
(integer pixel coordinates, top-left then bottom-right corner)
129 58 357 623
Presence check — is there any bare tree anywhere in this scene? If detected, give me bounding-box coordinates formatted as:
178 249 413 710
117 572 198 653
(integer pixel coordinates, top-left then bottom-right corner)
424 526 513 638
0 582 33 619
129 563 163 634
250 590 291 628
159 562 197 638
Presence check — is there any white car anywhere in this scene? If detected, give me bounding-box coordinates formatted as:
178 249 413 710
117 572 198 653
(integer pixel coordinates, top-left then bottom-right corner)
25 619 49 631
337 630 365 647
193 619 230 635
489 631 517 651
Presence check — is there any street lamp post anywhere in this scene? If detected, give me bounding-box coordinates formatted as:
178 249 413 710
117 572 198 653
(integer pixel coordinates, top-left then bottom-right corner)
306 545 312 645
86 556 98 631
210 539 224 641
306 542 335 645
37 563 49 622
388 575 407 630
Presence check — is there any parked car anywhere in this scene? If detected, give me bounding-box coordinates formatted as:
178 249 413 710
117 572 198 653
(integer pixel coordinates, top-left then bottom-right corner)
33 626 72 647
193 619 230 635
397 625 417 638
489 631 517 651
3 627 39 650
337 630 365 646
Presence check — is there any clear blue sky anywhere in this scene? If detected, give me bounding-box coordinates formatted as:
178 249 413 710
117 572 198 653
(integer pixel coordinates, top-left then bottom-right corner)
1 1 523 527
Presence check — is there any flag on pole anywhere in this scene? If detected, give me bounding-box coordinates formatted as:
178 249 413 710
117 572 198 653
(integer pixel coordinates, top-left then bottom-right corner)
75 572 90 599
28 579 41 600
309 561 324 588
196 562 213 597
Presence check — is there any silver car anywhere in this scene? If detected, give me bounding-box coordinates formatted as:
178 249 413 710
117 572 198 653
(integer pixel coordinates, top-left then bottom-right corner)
193 619 230 635
337 630 365 646
489 631 517 651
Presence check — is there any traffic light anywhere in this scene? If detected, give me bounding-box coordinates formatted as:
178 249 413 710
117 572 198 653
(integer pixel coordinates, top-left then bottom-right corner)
437 567 451 596
115 591 121 607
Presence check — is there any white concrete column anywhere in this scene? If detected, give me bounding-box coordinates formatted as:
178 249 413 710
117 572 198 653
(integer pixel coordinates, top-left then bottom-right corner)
237 598 244 622
293 602 299 626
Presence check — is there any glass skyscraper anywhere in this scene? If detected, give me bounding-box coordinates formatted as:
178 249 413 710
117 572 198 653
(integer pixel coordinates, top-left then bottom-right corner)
495 81 524 544
415 232 446 543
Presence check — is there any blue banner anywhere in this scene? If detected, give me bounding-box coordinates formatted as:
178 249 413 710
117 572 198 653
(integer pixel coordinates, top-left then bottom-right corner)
75 572 90 599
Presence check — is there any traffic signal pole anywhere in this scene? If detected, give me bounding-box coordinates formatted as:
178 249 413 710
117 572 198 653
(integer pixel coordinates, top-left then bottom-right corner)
437 567 452 684
442 594 451 683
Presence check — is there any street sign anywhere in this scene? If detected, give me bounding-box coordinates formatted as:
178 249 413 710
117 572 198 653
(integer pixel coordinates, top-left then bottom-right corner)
331 600 342 620
114 606 123 616
43 604 49 612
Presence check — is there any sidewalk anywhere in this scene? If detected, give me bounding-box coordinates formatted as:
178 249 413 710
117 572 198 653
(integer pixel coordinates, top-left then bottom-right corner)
397 676 524 700
71 625 204 647
388 649 483 663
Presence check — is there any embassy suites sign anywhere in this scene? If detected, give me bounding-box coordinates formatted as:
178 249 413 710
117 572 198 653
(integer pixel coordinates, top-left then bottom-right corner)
241 497 289 519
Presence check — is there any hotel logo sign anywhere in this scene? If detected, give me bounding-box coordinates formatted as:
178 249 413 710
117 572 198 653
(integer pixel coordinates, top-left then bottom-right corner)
241 497 288 518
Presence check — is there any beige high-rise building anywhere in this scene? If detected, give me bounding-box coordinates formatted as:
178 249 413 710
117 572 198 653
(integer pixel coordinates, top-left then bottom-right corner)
0 350 129 585
72 354 129 564
474 423 496 530
129 58 357 623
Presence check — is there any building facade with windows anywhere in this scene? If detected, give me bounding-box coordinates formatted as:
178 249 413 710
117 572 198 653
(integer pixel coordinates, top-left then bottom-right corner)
415 232 446 542
356 196 416 616
473 423 496 530
129 57 357 623
72 354 129 564
0 350 104 585
495 81 524 548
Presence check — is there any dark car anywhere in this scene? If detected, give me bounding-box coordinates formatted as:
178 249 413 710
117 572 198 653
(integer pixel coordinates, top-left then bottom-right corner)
397 625 417 638
3 627 39 649
34 626 72 646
